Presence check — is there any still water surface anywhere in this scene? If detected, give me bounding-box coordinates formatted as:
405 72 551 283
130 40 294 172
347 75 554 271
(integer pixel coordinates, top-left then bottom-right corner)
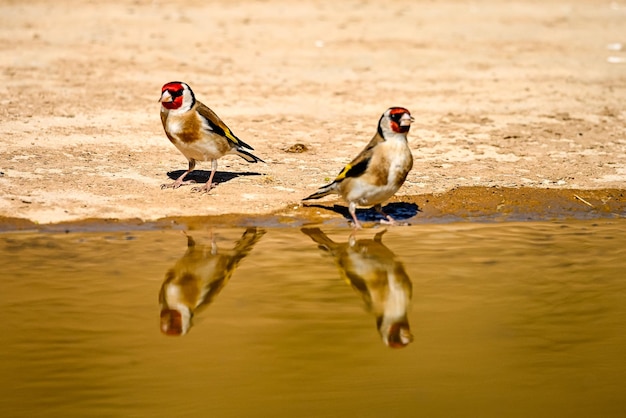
1 220 626 417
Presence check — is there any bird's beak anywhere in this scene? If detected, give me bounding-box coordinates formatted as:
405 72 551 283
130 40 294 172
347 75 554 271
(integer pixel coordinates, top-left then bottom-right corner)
159 90 173 103
399 114 414 127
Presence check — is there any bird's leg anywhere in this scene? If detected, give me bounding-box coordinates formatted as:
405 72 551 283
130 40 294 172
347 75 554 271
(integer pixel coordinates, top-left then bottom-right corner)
349 202 363 229
348 229 358 246
192 160 219 193
374 204 398 226
162 160 197 189
209 229 217 255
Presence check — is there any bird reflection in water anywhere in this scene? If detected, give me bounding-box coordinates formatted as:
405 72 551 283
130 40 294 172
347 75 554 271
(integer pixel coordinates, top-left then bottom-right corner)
302 228 413 348
159 227 265 336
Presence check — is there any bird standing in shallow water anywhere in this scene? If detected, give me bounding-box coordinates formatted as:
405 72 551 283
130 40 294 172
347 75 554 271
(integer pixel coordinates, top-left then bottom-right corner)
303 107 414 228
158 81 264 193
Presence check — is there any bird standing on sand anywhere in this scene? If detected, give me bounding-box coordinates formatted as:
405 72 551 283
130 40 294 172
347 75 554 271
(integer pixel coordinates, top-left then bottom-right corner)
158 81 264 193
303 107 414 228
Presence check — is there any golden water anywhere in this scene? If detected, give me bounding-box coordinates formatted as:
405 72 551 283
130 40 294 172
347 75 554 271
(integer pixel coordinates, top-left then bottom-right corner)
1 220 625 417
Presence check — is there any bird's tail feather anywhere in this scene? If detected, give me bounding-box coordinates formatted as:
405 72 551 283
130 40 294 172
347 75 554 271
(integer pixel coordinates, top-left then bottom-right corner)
228 227 266 267
301 228 337 250
302 182 337 201
235 147 265 164
236 138 255 151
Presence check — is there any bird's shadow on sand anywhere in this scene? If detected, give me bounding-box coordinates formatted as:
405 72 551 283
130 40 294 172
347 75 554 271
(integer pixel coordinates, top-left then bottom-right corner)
306 202 421 224
166 170 262 184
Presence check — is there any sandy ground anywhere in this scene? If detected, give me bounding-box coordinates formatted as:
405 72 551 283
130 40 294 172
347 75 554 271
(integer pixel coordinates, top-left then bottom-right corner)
1 0 625 227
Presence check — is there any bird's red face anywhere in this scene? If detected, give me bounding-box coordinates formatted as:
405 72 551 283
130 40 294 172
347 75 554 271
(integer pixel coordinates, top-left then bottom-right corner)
388 107 414 134
160 308 184 336
384 322 413 348
159 82 186 110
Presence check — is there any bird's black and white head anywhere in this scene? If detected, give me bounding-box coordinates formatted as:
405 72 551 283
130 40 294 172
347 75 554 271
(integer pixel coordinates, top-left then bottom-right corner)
159 81 196 113
378 107 414 138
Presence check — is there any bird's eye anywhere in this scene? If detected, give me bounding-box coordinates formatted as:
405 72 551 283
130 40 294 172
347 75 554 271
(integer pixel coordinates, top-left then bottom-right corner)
169 89 184 98
390 113 405 122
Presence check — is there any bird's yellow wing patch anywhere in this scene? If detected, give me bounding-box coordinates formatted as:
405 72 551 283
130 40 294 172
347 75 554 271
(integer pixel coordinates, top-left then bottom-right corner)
196 103 255 150
334 163 353 181
333 145 374 182
196 104 239 143
221 125 240 144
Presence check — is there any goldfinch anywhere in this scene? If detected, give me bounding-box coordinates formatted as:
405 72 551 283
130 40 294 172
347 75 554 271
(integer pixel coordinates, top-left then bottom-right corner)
301 228 413 348
303 107 414 228
159 228 265 336
158 81 264 192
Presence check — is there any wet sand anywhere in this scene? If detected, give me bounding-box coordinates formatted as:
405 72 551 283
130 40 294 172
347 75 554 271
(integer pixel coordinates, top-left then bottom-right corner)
1 187 623 232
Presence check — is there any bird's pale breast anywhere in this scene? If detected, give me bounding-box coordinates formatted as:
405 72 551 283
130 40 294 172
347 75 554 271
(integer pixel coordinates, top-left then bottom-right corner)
164 111 231 161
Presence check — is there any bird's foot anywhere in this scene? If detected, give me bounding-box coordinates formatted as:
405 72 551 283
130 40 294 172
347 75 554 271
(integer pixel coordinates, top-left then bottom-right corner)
191 182 219 193
379 217 409 226
161 179 196 190
350 220 363 230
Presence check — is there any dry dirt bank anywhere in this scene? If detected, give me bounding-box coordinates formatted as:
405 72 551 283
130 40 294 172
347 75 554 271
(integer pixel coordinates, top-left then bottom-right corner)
1 0 625 229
